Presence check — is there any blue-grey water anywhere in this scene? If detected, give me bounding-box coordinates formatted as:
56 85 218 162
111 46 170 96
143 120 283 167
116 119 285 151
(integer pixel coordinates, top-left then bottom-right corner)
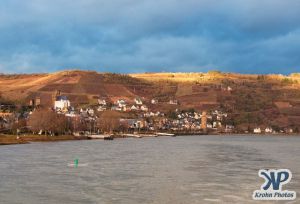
0 135 299 204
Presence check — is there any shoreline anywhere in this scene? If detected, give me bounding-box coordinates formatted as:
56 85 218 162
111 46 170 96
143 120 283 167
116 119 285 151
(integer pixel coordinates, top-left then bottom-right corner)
0 134 81 145
1 132 299 146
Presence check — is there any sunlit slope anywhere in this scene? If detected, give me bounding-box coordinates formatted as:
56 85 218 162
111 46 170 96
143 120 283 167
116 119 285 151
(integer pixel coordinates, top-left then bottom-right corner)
1 70 300 128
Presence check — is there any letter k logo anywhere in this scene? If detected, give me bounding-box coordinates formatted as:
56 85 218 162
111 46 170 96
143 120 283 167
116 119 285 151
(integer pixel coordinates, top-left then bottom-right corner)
259 169 291 191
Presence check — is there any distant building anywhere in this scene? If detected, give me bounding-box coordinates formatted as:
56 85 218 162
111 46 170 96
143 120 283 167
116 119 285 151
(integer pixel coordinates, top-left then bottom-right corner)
35 97 41 106
141 105 148 112
98 99 106 106
274 101 292 109
122 106 130 112
54 96 70 110
87 108 94 116
213 121 222 128
0 112 13 117
131 105 139 111
265 127 273 133
97 106 107 112
116 99 126 108
111 106 122 111
225 125 234 133
29 96 41 107
151 99 158 104
134 98 143 105
254 127 262 134
169 99 178 105
206 123 213 129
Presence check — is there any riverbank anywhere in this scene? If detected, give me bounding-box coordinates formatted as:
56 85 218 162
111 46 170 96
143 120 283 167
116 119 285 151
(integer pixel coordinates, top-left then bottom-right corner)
1 132 298 145
0 134 78 145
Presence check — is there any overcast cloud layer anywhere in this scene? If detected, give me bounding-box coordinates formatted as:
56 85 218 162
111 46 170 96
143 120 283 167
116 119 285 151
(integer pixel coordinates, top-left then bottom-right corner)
0 0 300 74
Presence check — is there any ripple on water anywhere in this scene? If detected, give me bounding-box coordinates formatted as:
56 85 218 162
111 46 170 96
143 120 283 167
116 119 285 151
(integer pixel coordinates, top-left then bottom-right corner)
0 135 299 204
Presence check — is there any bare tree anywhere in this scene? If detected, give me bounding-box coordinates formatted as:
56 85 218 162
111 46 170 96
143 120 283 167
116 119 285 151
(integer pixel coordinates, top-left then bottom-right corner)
96 111 121 133
28 109 68 135
11 118 27 135
119 119 129 133
70 117 88 132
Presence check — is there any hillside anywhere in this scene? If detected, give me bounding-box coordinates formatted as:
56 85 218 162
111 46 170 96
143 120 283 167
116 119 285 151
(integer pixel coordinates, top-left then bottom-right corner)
1 70 300 130
0 71 152 106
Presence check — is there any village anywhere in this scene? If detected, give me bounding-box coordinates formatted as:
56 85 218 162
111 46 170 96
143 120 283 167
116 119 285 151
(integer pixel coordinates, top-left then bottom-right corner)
0 88 295 141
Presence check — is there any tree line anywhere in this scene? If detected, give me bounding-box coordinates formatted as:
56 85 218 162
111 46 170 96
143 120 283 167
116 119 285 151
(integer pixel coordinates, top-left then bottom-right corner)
9 109 126 135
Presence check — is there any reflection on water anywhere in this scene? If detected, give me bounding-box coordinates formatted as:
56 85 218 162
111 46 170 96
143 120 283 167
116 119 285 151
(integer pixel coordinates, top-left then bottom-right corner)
0 135 299 204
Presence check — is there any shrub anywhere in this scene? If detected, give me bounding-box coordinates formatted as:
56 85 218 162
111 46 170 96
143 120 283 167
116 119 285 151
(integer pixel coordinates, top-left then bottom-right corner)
208 70 222 76
281 78 297 85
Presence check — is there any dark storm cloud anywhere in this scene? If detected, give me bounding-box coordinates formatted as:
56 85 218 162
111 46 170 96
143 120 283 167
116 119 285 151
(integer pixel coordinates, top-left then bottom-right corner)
0 0 299 74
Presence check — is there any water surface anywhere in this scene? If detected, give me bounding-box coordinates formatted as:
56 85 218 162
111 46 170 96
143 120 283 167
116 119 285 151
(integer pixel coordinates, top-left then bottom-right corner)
0 135 299 203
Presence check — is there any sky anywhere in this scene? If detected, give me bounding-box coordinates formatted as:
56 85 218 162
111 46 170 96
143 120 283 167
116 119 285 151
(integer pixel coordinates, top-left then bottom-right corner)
0 0 300 74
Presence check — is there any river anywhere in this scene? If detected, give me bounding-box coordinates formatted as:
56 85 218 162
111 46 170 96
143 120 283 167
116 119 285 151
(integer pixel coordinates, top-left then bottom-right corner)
0 135 299 203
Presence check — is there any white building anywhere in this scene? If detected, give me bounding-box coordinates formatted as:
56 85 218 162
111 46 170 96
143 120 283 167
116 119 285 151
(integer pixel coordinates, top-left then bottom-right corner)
111 106 122 111
97 106 107 112
134 98 143 105
265 127 273 133
217 115 222 121
65 112 77 117
98 99 107 106
254 128 262 134
54 96 70 110
149 112 155 116
116 99 126 107
140 105 148 112
213 121 222 128
131 105 139 111
87 108 94 116
225 125 234 133
122 106 130 112
207 123 213 129
151 99 158 104
169 99 178 105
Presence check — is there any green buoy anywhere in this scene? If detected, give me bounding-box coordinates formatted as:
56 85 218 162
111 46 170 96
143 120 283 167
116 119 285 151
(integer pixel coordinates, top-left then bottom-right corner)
74 158 79 168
